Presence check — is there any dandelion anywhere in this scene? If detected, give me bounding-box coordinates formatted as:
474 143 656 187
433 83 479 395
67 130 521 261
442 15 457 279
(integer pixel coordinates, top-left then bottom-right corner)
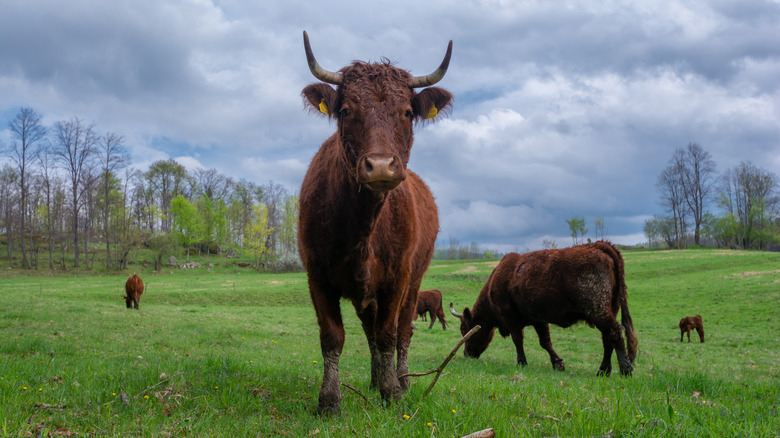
22 386 27 390
144 395 149 399
452 409 457 414
403 414 410 420
241 337 245 340
313 360 318 364
38 388 43 391
426 422 432 427
112 392 116 396
636 414 642 418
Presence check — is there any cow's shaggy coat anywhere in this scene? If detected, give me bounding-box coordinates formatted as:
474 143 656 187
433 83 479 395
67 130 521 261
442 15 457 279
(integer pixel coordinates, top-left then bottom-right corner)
451 242 638 376
298 31 452 414
124 274 144 310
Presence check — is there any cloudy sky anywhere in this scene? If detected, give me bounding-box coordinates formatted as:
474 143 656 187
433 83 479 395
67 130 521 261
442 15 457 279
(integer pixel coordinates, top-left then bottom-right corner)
1 0 778 252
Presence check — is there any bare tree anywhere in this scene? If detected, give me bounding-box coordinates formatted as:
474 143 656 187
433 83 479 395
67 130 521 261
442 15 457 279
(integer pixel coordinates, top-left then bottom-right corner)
98 132 129 269
0 165 19 264
52 117 97 267
36 145 62 268
657 164 688 248
3 108 47 268
720 161 779 249
593 216 607 241
671 143 717 245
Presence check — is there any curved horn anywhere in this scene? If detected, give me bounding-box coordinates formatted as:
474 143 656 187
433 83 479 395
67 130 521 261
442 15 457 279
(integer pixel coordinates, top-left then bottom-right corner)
303 31 343 85
408 40 453 89
449 302 463 319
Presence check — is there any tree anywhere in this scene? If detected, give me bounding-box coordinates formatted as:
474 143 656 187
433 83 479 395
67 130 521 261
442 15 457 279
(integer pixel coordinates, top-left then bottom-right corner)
719 162 779 249
170 195 204 261
593 216 607 241
566 216 588 245
643 214 677 248
36 146 62 268
52 117 97 267
278 194 299 257
657 165 688 248
3 108 47 268
671 143 717 245
0 165 19 264
245 203 272 268
98 132 129 269
145 159 188 233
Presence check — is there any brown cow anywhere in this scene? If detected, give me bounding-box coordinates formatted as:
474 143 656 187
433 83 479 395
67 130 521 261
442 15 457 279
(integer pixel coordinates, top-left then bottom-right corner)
450 242 638 376
124 274 144 310
679 315 704 343
298 31 452 414
415 289 447 330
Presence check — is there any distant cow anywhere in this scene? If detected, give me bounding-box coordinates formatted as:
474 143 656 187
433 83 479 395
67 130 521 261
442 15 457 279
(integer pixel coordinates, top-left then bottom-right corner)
415 290 447 330
450 242 638 376
679 315 704 343
298 31 452 414
124 274 144 310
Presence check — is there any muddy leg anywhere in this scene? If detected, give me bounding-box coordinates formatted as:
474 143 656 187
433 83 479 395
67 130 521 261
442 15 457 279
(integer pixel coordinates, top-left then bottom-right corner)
312 292 345 415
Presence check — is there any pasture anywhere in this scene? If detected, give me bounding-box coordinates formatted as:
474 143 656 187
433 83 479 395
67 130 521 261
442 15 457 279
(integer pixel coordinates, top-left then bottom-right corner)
1 248 778 436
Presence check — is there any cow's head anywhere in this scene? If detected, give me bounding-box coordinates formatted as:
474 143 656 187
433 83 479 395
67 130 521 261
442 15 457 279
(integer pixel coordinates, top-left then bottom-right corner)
301 31 453 192
450 302 495 358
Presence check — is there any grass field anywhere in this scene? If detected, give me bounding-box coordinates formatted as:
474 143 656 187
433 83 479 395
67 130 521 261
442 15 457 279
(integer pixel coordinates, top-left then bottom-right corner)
1 247 779 437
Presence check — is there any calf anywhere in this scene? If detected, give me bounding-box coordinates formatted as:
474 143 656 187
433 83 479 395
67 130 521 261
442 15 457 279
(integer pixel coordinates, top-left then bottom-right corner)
415 289 447 330
679 315 704 343
124 274 144 310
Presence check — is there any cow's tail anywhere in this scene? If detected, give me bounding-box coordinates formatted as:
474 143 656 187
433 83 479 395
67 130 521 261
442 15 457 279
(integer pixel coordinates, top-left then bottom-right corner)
598 241 638 363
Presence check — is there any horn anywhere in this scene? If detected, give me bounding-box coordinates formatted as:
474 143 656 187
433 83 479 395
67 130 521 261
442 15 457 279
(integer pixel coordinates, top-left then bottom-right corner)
408 40 453 88
303 31 343 85
449 302 463 319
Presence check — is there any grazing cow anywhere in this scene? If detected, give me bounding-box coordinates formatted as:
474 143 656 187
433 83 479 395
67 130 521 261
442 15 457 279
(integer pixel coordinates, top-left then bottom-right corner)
450 242 638 376
124 274 144 310
298 31 452 414
679 315 704 343
415 289 447 330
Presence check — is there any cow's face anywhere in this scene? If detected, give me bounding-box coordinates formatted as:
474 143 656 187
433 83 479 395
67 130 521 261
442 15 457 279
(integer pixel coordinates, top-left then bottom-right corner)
459 307 495 358
301 32 452 193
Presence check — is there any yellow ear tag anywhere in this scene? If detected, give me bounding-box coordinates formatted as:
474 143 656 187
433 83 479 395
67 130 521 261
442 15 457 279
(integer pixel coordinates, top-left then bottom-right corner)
425 105 438 119
318 99 329 115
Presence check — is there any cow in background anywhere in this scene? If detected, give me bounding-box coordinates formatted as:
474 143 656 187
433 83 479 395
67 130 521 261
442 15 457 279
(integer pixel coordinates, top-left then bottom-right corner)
415 289 447 330
679 315 704 343
124 274 144 310
451 242 638 376
298 31 452 414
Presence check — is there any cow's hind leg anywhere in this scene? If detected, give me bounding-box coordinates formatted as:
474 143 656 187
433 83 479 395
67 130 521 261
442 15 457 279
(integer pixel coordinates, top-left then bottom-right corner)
428 312 436 329
133 298 139 310
125 297 132 308
533 323 565 371
357 306 380 390
598 319 633 376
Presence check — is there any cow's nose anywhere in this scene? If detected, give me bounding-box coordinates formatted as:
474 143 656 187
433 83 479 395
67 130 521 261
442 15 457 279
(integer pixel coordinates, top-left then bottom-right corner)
363 156 397 180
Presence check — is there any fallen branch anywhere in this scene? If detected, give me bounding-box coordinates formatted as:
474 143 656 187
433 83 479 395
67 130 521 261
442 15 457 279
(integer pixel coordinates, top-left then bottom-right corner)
340 382 369 402
399 325 481 397
461 428 495 438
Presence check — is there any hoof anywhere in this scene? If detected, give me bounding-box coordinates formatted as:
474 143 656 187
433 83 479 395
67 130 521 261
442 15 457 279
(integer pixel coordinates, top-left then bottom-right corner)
553 360 566 371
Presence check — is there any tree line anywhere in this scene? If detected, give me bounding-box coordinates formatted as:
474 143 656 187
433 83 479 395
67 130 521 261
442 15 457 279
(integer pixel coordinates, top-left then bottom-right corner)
0 107 298 270
646 142 780 250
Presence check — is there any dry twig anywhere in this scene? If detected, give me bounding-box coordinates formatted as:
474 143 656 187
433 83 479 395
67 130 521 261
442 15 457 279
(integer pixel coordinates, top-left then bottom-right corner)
340 382 369 402
399 324 481 397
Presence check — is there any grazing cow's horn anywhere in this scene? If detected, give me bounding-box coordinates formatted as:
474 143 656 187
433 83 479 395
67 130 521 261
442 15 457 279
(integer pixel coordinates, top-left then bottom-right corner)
303 31 343 85
408 40 452 89
449 302 463 319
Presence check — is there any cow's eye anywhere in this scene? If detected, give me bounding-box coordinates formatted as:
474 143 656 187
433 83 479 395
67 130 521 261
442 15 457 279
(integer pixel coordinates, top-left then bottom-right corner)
339 108 350 117
405 109 414 119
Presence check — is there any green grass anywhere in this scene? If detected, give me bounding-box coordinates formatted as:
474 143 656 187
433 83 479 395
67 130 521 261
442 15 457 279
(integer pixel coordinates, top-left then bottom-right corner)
1 248 779 436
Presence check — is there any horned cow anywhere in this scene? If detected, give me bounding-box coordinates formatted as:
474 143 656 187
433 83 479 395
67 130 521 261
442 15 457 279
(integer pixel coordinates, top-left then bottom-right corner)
450 242 638 376
298 31 452 414
124 274 144 310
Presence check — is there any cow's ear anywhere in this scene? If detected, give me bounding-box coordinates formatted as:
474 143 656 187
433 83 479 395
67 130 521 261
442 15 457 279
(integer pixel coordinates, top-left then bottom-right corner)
302 84 338 118
413 87 453 121
463 307 473 322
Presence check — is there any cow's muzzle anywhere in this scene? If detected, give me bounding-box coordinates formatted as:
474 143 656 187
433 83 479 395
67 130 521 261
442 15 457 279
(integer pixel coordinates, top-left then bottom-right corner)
357 154 405 192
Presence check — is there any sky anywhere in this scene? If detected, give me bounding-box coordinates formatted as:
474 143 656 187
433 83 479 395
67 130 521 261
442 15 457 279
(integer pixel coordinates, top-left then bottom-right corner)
1 0 778 252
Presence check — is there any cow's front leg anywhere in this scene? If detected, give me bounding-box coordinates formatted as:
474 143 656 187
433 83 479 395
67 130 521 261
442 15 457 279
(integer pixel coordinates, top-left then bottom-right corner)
312 292 345 415
508 326 529 366
533 323 565 371
597 330 614 376
357 306 380 389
